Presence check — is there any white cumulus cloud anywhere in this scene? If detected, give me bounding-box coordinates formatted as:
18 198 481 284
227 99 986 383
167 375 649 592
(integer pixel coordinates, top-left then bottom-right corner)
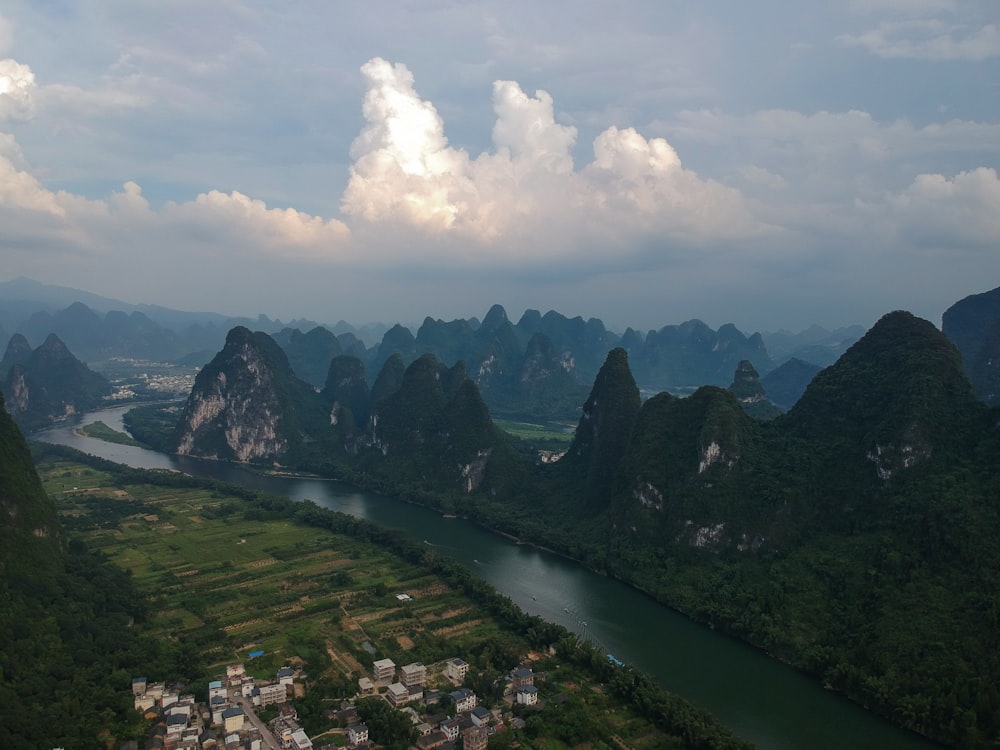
342 57 763 263
0 58 35 120
889 167 1000 247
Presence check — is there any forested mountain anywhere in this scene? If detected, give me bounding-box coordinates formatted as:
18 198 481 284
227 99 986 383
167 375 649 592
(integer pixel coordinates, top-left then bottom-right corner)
943 285 1000 405
1 333 112 431
0 398 180 749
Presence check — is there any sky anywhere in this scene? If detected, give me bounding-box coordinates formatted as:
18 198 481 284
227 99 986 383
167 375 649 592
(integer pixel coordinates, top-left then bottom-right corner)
0 0 998 334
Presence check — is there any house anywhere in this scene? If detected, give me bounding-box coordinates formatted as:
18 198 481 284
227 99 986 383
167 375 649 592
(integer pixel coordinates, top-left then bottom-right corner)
241 679 257 698
444 658 468 683
134 694 156 712
416 731 447 750
146 682 165 701
226 664 246 682
516 685 538 706
209 680 227 700
358 676 375 695
166 713 189 737
511 667 534 689
277 667 295 687
348 722 369 746
462 725 490 750
441 718 460 742
132 677 148 696
373 658 396 683
400 662 427 688
221 705 245 734
449 688 477 713
386 682 410 706
211 695 230 724
258 682 287 707
470 706 491 727
290 728 313 749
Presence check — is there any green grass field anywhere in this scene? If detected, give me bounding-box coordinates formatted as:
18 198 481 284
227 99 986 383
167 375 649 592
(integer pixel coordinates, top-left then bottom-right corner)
77 420 149 447
494 419 574 446
40 458 517 682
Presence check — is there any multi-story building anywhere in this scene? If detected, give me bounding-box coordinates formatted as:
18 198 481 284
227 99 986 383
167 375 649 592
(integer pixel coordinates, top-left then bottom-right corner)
400 662 427 688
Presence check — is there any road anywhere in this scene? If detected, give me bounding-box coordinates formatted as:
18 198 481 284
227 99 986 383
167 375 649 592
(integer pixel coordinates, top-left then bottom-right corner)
231 689 282 750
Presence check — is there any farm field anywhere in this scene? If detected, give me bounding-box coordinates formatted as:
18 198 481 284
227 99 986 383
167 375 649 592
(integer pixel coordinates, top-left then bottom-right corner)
39 457 517 684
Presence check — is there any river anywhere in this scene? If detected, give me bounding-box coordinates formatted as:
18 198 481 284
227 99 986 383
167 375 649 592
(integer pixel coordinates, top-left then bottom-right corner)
35 406 939 750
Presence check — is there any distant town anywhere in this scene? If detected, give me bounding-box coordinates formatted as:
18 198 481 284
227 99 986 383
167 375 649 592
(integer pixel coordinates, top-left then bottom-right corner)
127 654 546 750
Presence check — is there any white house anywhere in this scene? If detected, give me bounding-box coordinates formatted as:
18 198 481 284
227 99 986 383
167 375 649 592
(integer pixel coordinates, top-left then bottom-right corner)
516 685 539 706
348 722 369 746
449 688 477 713
441 718 460 741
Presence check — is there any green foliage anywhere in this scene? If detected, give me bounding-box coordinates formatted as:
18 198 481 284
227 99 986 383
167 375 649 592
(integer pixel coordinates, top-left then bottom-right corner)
78 420 147 447
356 696 417 748
122 402 184 452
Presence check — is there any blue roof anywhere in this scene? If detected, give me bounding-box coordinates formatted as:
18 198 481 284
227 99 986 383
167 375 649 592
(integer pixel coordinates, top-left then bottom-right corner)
209 680 222 689
248 650 265 658
221 706 244 719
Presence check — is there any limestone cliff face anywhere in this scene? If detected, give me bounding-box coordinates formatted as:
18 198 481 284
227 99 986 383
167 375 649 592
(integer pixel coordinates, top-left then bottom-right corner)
2 333 111 430
173 327 312 462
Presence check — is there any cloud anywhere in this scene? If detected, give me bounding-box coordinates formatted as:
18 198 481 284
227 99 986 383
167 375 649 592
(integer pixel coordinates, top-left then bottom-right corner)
0 136 351 266
0 57 35 120
888 167 1000 247
838 19 1000 60
343 57 764 263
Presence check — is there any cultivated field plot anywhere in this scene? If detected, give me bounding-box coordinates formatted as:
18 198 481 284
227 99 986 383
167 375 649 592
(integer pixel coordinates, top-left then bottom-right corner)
38 458 516 681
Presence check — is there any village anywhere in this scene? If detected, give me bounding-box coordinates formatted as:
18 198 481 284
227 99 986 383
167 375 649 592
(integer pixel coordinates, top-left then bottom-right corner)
127 655 543 750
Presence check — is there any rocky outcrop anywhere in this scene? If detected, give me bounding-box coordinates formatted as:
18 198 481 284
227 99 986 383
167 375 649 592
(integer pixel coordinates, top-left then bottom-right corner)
172 327 319 462
728 360 765 403
2 333 111 431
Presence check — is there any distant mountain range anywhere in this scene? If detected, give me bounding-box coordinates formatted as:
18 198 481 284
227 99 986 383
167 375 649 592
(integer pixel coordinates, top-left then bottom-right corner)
1 277 875 421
